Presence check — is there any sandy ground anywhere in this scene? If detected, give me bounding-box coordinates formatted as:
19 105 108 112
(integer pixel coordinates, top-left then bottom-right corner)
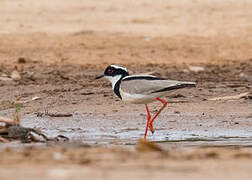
1 144 252 180
0 0 252 179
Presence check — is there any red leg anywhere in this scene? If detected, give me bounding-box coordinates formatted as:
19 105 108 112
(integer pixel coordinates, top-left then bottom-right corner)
149 98 167 134
144 104 151 139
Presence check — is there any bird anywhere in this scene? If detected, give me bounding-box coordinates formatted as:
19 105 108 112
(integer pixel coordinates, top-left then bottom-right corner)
95 65 196 139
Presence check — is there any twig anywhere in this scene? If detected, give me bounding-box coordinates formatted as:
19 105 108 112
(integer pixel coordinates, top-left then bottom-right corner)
208 92 250 101
29 128 49 141
0 135 9 143
167 100 190 103
36 112 73 117
47 112 73 117
0 127 8 134
0 116 17 125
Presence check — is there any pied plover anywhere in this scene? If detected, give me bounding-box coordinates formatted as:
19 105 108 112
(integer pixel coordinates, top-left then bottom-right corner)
96 65 196 139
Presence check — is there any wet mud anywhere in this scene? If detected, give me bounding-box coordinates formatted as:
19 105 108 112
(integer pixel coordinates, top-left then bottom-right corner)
0 61 251 147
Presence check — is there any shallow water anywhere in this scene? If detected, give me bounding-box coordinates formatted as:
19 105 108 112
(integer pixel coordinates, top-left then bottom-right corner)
5 112 250 148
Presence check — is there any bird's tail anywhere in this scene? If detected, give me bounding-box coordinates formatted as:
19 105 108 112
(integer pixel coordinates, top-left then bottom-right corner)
152 81 196 93
180 81 196 88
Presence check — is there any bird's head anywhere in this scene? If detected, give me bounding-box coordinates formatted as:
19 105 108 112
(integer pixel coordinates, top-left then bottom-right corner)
95 65 129 88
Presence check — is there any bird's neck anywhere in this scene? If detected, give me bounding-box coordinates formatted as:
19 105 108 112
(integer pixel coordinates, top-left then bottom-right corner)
106 75 128 100
106 75 124 89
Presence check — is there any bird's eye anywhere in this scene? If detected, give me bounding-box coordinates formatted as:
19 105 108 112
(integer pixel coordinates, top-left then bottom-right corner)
108 69 113 74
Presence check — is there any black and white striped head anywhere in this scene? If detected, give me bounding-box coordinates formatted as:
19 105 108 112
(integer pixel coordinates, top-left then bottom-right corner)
104 65 129 78
95 65 129 88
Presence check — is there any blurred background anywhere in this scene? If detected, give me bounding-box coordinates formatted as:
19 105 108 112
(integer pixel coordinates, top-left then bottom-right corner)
1 0 252 65
0 0 252 180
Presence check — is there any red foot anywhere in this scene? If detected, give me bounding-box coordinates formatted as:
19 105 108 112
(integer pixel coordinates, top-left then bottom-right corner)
149 123 155 134
143 98 168 139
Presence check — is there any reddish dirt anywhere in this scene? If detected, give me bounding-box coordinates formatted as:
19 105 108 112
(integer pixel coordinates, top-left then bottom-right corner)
1 144 252 180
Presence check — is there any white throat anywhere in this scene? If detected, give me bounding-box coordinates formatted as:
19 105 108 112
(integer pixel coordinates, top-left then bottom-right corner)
105 75 122 89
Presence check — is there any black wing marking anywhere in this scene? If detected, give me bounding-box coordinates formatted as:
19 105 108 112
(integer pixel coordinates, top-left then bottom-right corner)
122 75 164 81
151 83 196 93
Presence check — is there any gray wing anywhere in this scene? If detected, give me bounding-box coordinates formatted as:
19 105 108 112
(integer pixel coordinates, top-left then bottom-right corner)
120 75 196 95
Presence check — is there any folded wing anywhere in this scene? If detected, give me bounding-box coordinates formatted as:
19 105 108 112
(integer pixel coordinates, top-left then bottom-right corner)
121 75 196 95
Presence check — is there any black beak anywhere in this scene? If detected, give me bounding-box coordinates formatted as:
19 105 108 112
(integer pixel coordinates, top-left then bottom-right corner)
95 74 104 80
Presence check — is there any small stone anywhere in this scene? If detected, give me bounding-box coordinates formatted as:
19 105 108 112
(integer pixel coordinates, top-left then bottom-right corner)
11 70 21 81
17 57 26 63
188 66 205 72
136 139 164 152
53 152 66 161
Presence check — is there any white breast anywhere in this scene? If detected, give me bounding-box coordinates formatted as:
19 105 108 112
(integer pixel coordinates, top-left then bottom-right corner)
105 75 122 89
119 89 163 104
